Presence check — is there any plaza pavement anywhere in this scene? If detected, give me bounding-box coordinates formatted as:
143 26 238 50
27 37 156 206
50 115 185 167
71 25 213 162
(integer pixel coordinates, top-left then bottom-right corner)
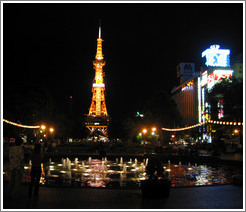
2 182 243 210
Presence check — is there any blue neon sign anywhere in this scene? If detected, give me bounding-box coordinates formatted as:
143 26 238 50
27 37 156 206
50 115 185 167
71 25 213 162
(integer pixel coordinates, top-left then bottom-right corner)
202 45 230 67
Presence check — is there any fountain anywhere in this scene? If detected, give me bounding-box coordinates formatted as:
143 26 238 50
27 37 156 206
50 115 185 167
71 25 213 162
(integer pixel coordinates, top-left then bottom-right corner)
62 158 66 168
195 163 198 169
75 157 78 163
29 160 32 166
123 163 127 173
74 158 78 168
81 161 86 172
67 160 71 170
145 158 148 166
17 156 235 189
49 158 52 164
102 162 105 173
140 162 145 172
120 157 123 166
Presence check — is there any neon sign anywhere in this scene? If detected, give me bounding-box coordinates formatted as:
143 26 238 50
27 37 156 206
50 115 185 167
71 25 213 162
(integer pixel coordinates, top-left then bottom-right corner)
214 70 233 81
207 73 215 90
202 45 230 67
181 80 194 91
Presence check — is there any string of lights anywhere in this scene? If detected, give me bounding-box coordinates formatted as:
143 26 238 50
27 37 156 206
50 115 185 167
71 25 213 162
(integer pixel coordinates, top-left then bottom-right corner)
3 119 40 129
208 120 243 126
162 121 207 132
162 120 243 132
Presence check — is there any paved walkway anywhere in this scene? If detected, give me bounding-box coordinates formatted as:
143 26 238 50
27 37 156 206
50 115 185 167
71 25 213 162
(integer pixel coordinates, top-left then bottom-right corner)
3 183 243 210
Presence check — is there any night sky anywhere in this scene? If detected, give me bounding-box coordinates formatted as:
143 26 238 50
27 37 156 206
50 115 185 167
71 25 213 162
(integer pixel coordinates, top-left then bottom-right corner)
3 3 243 137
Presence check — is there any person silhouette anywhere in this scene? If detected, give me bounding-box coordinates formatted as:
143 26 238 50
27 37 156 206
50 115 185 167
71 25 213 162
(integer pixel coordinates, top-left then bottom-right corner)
146 154 165 179
8 136 24 198
28 143 44 198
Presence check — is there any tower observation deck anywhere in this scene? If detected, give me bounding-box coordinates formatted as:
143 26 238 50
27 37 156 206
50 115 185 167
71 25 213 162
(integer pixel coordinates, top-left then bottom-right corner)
85 22 110 138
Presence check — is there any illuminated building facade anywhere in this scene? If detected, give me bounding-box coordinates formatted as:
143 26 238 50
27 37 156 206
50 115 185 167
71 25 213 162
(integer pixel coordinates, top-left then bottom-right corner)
85 23 110 138
172 63 199 125
172 45 235 143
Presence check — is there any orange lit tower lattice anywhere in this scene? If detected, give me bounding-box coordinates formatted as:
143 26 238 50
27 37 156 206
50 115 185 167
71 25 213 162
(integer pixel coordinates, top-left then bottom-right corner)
85 22 109 137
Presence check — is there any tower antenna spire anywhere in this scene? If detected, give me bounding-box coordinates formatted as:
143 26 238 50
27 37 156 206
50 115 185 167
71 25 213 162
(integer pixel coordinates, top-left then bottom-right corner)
98 20 101 39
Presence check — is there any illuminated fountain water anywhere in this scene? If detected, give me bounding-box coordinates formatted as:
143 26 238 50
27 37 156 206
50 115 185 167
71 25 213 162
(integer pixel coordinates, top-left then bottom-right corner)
17 157 235 188
81 161 86 172
123 163 127 173
120 157 123 166
140 163 145 172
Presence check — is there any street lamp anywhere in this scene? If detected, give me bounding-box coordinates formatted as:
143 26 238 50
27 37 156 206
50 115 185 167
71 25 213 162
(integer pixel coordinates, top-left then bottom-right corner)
41 125 46 130
49 128 55 142
142 129 147 134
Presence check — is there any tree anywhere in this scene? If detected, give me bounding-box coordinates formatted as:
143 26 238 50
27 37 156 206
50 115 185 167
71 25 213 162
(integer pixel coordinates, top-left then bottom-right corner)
122 90 182 142
143 90 182 128
207 78 243 122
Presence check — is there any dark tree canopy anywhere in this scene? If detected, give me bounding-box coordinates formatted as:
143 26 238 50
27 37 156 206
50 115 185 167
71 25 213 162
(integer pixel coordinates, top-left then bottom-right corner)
207 79 243 122
143 90 182 128
122 90 182 141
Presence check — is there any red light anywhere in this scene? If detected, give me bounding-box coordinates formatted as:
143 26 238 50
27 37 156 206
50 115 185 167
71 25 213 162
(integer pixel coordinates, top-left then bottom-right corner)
9 138 15 143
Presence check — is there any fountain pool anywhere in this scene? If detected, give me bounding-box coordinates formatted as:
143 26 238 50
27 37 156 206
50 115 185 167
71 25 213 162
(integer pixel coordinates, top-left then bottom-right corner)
4 157 234 188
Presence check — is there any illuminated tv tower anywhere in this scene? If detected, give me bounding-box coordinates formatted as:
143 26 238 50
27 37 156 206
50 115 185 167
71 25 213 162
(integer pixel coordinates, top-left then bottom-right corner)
85 21 110 138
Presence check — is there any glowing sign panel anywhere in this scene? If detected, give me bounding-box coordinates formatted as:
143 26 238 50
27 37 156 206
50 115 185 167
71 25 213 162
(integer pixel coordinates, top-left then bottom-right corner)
214 70 233 81
207 73 215 90
201 71 208 87
207 70 233 91
202 45 230 67
93 83 105 88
